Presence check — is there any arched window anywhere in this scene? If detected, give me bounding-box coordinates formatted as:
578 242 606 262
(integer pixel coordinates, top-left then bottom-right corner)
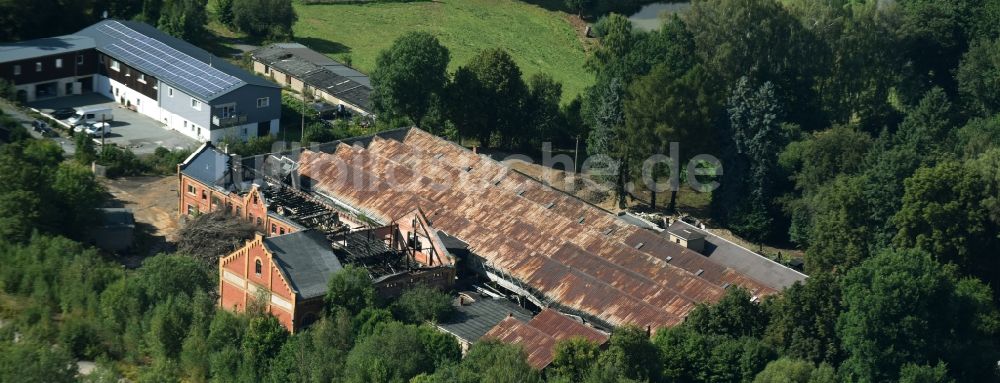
255 259 262 276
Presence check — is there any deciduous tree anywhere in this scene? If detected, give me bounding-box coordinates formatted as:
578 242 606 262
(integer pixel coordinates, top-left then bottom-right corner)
371 32 449 129
957 37 1000 117
837 248 1000 382
231 0 296 40
893 160 1000 281
549 337 601 382
325 264 376 315
393 284 454 324
158 0 207 43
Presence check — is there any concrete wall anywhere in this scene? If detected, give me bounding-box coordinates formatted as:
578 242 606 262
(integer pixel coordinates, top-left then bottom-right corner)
209 84 281 129
103 76 159 121
158 83 211 134
16 74 94 102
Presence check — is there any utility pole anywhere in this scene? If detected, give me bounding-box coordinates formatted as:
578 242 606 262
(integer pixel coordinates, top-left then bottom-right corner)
300 90 306 145
100 115 106 148
574 135 580 173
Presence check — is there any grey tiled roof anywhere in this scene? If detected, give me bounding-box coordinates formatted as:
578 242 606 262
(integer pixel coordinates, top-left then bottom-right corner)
252 43 371 112
667 225 706 240
438 295 533 343
179 143 230 187
0 35 95 62
666 220 807 290
264 230 343 300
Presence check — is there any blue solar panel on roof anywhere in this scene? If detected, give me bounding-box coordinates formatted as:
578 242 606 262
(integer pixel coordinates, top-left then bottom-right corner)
96 22 243 99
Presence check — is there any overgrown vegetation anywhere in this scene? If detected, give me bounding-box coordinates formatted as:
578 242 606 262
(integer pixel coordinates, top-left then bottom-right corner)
176 211 256 266
4 1 1000 382
72 134 192 177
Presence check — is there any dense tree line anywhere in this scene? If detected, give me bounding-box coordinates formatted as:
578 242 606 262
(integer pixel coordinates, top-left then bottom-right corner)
4 0 1000 382
367 1 1000 381
0 0 295 43
372 32 585 152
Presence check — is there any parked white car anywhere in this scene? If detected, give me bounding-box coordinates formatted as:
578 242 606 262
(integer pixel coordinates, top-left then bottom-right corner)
67 106 113 127
84 121 111 137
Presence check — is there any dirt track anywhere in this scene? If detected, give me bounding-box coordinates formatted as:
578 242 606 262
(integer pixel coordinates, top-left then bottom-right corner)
102 176 181 243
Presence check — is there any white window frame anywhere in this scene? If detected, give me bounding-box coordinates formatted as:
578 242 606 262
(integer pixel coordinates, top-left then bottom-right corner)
13 65 20 76
35 62 42 72
167 86 173 97
137 73 146 83
191 98 201 110
256 97 269 108
110 60 120 71
218 104 235 118
55 58 62 69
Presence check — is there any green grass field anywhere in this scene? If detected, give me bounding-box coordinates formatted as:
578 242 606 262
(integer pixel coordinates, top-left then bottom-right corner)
291 0 593 102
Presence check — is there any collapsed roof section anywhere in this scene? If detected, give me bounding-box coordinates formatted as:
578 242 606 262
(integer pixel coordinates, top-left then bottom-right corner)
295 128 799 330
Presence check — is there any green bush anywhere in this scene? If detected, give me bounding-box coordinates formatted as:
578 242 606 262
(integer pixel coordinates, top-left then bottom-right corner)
0 78 16 102
142 147 192 175
220 134 278 156
99 145 147 178
392 285 454 324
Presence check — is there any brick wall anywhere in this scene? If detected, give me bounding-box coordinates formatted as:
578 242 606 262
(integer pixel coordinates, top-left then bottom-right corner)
178 174 301 237
219 235 300 331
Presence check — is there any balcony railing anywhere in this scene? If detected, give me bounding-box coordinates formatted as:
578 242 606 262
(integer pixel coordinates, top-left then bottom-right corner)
212 114 248 128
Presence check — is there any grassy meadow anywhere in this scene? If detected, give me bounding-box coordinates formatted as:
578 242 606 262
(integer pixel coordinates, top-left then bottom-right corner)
290 0 594 102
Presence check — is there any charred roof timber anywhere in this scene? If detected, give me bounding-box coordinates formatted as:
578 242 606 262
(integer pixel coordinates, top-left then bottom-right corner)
185 127 814 331
262 185 348 236
294 128 806 330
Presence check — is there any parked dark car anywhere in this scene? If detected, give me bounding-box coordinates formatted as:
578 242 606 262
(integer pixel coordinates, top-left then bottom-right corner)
31 120 54 136
51 108 76 120
31 120 47 132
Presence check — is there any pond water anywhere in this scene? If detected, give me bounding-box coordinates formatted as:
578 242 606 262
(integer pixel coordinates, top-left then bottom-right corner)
628 2 692 31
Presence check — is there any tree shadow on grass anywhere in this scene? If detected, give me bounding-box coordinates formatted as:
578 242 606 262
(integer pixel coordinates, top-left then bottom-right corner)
519 0 571 12
295 37 352 55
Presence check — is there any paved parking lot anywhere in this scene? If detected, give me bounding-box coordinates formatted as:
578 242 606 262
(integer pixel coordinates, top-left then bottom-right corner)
28 93 200 155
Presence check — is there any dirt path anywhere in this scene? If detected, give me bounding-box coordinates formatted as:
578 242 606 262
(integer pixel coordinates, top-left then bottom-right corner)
564 14 598 53
102 176 181 245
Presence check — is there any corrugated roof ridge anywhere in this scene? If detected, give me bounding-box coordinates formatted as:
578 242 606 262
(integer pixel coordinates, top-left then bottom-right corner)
384 134 731 296
309 139 684 327
484 316 558 370
397 130 781 297
530 309 609 343
356 137 694 326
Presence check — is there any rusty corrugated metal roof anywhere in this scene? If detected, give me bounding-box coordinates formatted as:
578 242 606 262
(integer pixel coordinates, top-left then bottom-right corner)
483 309 609 370
485 316 557 370
296 128 780 330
